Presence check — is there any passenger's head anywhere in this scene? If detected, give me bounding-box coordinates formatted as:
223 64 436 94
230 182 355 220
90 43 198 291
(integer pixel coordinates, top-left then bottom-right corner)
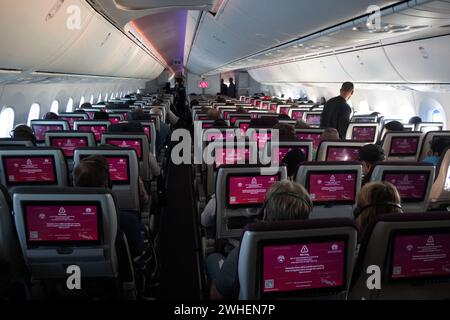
261 180 313 222
93 111 109 120
273 123 296 140
10 124 36 145
129 108 146 121
220 78 224 84
236 106 246 113
295 119 309 129
358 144 385 175
429 137 450 157
355 182 402 240
282 148 307 178
340 82 354 100
384 120 404 132
72 155 111 189
207 108 220 120
213 119 228 127
44 112 58 120
320 128 340 141
408 116 422 125
229 78 234 84
190 100 199 107
80 102 92 110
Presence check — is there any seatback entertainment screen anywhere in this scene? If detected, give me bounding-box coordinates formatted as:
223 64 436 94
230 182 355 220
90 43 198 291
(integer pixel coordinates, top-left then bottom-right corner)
227 175 279 207
4 156 56 185
261 240 346 297
307 172 357 204
24 203 100 245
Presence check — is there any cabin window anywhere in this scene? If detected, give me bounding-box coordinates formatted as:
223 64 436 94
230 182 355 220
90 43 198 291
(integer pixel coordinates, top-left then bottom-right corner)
358 101 370 114
432 109 444 123
0 107 15 138
66 98 74 112
97 94 102 103
79 96 85 108
27 103 40 126
50 100 59 114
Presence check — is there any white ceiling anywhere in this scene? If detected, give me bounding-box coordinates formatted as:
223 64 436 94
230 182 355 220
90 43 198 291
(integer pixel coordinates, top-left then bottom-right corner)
186 0 400 75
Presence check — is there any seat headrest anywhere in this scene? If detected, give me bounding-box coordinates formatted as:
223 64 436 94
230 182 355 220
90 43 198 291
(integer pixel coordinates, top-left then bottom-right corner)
108 122 144 133
244 218 357 233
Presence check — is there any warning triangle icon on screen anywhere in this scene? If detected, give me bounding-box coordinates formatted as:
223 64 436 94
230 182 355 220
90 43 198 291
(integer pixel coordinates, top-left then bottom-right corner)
301 245 309 254
426 236 434 244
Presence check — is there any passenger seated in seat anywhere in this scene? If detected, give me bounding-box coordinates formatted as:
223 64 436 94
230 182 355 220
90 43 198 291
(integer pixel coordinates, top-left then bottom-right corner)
384 120 404 133
44 112 59 120
312 128 340 159
283 148 307 178
10 124 36 145
93 111 109 120
358 144 386 185
422 137 450 167
72 155 145 259
207 109 220 121
150 107 171 155
213 119 228 127
79 102 93 110
108 122 161 181
206 180 313 300
294 119 309 129
354 182 402 242
409 116 422 126
273 123 298 141
320 128 340 141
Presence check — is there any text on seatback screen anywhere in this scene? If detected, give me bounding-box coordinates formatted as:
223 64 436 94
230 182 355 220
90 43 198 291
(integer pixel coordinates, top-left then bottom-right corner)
77 125 107 142
352 127 376 142
306 114 321 126
308 172 357 204
239 122 251 133
106 157 129 182
279 106 290 115
262 241 345 294
4 157 56 185
389 137 420 156
106 139 142 160
390 233 450 280
215 147 250 168
32 125 64 142
383 172 429 202
50 137 88 157
25 204 99 243
296 133 321 149
228 175 279 206
326 147 360 161
252 132 272 149
291 111 304 120
207 131 235 142
109 117 120 125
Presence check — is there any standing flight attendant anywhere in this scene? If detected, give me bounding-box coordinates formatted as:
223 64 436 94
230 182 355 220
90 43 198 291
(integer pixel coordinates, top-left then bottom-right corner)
320 82 354 139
